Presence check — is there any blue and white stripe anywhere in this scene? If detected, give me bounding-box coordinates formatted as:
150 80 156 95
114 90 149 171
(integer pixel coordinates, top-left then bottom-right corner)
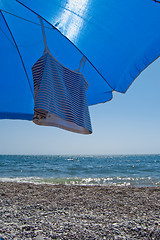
32 51 92 134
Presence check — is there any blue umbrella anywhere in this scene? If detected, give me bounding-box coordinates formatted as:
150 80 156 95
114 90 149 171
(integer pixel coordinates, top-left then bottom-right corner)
0 0 160 131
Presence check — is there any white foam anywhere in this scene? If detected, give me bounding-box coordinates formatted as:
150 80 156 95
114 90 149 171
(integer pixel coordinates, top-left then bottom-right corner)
0 177 41 183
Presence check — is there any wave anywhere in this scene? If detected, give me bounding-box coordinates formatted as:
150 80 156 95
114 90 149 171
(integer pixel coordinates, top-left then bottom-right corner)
0 176 159 187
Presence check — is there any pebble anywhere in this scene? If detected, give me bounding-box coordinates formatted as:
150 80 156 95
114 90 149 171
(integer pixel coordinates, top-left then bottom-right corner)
35 234 44 240
0 182 160 240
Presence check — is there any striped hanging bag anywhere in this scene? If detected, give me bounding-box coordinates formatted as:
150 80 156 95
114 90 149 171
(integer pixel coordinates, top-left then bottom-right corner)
32 17 92 134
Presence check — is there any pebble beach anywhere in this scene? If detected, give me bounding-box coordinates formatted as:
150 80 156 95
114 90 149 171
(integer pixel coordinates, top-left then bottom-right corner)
0 182 160 240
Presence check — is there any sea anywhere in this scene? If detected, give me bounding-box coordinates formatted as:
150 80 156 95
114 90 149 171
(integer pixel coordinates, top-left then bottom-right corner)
0 155 160 187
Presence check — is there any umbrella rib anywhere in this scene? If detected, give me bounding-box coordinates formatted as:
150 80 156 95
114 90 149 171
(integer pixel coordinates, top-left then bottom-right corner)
0 9 53 30
15 0 114 92
0 11 34 99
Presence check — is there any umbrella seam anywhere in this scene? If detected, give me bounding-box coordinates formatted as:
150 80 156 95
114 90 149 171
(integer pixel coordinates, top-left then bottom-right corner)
0 9 53 30
152 0 160 3
0 10 34 99
0 25 15 47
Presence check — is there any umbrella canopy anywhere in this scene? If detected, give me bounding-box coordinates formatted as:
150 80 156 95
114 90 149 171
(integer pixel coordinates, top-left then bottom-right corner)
0 0 160 121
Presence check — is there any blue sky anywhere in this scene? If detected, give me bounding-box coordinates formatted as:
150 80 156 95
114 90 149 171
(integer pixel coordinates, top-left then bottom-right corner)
0 57 160 155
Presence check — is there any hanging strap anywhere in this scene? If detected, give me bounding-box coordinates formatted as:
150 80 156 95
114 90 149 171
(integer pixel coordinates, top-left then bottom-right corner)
38 16 49 52
77 56 86 73
39 16 86 74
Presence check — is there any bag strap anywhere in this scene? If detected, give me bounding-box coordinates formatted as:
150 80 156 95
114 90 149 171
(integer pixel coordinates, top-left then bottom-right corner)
77 56 86 73
38 16 49 53
39 16 86 74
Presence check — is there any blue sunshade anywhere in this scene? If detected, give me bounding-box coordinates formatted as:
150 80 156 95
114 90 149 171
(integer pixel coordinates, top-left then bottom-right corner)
0 0 160 120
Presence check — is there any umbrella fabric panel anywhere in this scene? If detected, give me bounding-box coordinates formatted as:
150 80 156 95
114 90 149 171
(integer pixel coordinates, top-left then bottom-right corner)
18 0 160 93
0 11 34 120
32 51 92 134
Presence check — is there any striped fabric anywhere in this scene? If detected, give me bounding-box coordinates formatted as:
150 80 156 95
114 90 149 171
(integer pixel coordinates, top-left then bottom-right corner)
32 50 92 134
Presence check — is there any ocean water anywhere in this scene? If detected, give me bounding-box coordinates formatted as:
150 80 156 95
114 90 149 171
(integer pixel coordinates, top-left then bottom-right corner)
0 155 160 187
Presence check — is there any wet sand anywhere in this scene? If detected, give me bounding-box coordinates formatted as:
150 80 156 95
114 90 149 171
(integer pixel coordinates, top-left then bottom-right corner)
0 182 160 239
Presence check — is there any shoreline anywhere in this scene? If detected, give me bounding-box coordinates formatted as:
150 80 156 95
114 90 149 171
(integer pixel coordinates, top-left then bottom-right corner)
0 182 160 239
0 177 159 187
